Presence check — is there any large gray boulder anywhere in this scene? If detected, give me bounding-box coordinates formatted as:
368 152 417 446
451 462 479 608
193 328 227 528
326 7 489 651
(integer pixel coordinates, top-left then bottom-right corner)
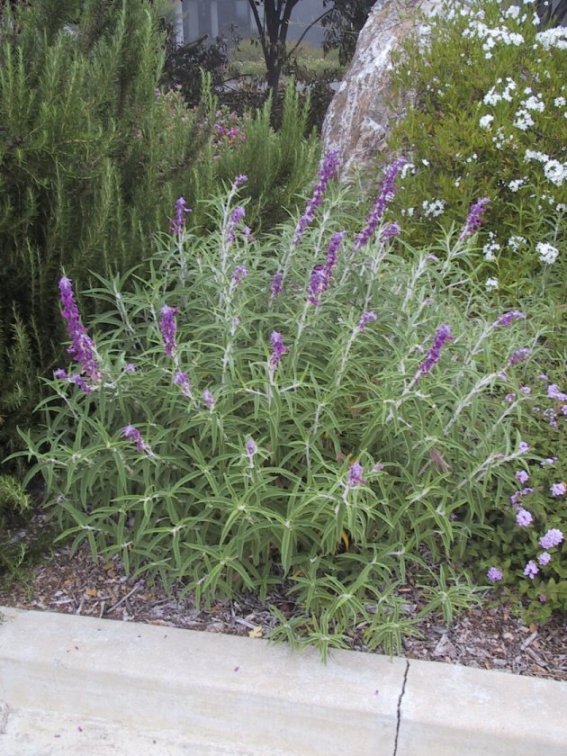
321 0 442 182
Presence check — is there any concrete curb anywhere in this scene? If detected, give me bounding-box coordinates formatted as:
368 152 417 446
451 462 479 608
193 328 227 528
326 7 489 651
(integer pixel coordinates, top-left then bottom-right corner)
0 606 566 755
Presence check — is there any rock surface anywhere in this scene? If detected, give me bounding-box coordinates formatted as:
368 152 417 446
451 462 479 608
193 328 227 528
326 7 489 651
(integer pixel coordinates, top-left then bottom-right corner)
322 0 442 182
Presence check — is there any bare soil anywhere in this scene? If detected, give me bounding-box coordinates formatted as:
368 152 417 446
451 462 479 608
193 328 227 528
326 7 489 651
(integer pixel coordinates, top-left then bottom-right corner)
2 536 565 682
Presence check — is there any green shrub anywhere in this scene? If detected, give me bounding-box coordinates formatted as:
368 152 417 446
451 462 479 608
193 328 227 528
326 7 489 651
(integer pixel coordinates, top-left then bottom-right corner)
384 0 566 298
16 163 565 657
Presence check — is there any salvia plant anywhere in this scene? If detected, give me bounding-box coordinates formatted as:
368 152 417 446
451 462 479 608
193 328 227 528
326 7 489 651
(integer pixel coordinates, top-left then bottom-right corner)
15 155 565 659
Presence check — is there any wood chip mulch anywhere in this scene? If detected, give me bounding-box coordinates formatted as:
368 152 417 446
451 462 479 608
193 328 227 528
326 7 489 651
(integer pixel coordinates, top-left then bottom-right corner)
2 540 565 682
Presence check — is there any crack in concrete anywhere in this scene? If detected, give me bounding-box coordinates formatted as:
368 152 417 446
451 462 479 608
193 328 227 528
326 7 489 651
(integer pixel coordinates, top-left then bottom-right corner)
393 661 409 756
0 701 10 734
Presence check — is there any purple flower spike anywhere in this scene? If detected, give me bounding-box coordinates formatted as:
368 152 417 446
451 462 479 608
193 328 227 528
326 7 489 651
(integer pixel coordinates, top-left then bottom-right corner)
53 369 68 380
269 331 288 374
160 306 178 358
539 529 564 549
459 197 490 241
170 196 191 238
487 567 503 583
357 311 377 331
226 206 246 244
307 265 327 307
270 271 283 299
122 424 153 456
324 231 346 280
245 438 257 464
523 560 539 579
509 347 531 366
232 266 248 285
233 174 248 188
58 276 101 382
355 158 406 250
418 324 453 376
347 461 366 488
293 150 340 246
174 370 192 398
494 310 526 328
202 389 215 411
381 222 401 240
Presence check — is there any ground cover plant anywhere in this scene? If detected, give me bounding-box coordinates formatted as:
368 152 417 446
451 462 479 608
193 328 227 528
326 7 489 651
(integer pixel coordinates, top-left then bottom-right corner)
15 150 565 658
385 0 566 298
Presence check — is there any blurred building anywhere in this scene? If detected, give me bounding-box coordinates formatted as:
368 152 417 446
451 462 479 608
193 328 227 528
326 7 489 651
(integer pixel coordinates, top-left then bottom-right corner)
176 0 326 46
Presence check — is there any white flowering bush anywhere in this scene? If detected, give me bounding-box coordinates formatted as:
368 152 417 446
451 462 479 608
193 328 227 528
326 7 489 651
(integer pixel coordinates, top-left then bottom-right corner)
387 0 566 296
16 158 566 655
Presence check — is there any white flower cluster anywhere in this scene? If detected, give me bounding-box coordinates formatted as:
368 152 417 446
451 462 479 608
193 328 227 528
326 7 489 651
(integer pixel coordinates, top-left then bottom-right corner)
479 114 494 128
463 21 524 57
485 277 499 291
536 242 559 265
422 199 446 218
508 178 525 192
525 150 567 187
483 240 501 261
554 96 566 108
536 28 567 51
508 235 526 252
483 78 516 106
523 93 545 112
513 109 535 131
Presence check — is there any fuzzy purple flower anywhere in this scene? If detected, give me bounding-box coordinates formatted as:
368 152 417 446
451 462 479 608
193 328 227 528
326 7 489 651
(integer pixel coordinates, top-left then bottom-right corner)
346 461 367 488
548 384 567 401
307 265 328 307
539 529 564 549
170 196 191 238
323 231 346 283
355 158 406 250
232 266 248 284
494 310 526 328
226 206 246 244
174 371 192 398
58 276 101 382
381 222 401 241
459 197 490 241
518 441 529 454
515 470 529 485
202 388 215 411
293 150 340 246
538 552 551 566
245 438 257 464
270 271 283 299
160 306 178 358
550 482 567 497
509 347 531 366
122 424 153 456
357 311 378 331
515 508 533 527
487 566 503 583
53 368 68 380
418 324 453 376
269 331 288 374
233 174 248 188
124 363 136 374
523 560 539 579
540 457 558 467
